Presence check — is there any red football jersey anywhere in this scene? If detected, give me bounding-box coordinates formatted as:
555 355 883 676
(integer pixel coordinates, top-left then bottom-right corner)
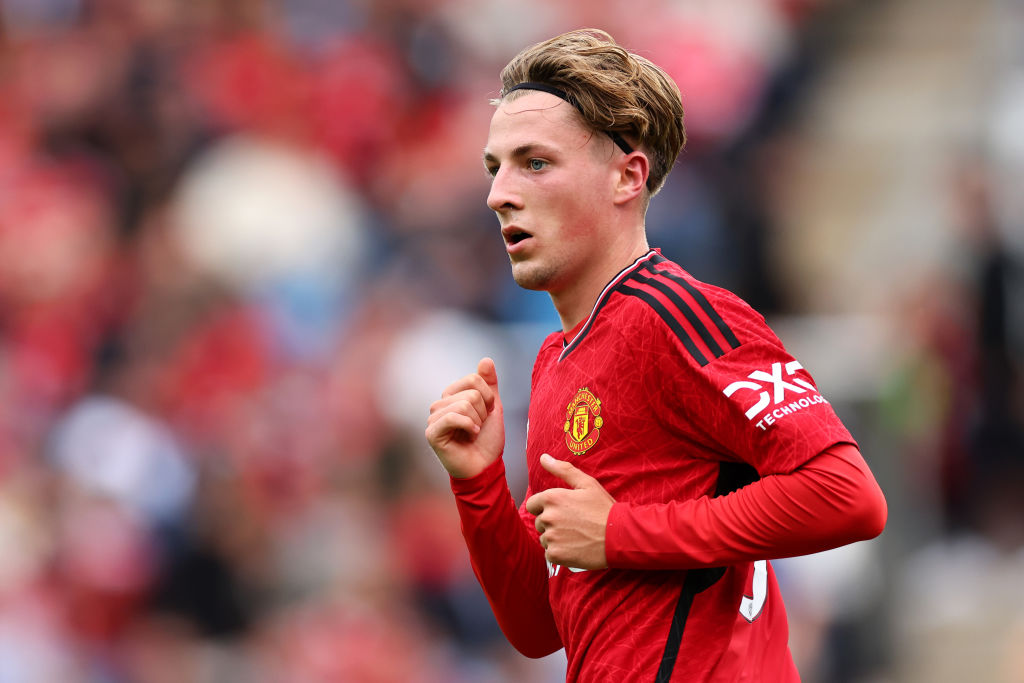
519 249 854 681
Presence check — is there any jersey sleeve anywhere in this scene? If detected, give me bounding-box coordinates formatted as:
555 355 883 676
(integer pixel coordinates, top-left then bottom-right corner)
449 456 563 658
656 315 856 476
605 443 887 569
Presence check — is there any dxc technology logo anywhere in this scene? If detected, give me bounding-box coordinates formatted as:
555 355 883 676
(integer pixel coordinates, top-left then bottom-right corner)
723 361 828 431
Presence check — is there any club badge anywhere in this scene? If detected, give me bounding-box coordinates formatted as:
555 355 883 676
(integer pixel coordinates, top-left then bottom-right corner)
564 387 603 455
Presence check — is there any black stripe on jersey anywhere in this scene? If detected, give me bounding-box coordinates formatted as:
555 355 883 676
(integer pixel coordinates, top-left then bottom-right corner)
562 291 617 360
656 566 726 683
560 251 660 361
619 284 710 366
715 461 760 495
647 256 741 350
655 462 759 682
628 271 726 358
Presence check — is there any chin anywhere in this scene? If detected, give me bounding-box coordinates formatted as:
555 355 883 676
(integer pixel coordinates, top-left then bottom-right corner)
510 261 554 292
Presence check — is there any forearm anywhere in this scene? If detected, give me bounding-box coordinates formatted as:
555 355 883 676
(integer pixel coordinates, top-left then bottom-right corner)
451 457 563 657
606 443 887 569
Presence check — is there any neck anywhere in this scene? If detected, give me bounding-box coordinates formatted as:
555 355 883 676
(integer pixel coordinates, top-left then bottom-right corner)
551 235 650 334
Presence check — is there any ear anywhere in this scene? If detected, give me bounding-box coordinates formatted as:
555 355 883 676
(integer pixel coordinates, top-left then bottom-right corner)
613 151 649 206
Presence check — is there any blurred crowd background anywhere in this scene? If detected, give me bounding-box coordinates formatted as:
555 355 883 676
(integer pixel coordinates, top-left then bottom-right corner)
0 0 1021 681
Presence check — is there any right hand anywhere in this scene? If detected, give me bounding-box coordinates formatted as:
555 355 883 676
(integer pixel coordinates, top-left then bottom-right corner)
425 357 506 479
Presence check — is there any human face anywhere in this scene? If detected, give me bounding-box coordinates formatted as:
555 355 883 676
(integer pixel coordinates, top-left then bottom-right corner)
483 91 619 294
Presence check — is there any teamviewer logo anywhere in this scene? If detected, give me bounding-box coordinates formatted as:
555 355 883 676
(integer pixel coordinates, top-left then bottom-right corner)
723 361 828 430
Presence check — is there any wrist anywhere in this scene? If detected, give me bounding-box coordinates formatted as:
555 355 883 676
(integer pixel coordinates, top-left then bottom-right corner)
450 454 506 493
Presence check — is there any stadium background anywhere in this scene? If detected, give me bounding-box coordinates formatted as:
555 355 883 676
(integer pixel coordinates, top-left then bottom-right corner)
0 0 1022 681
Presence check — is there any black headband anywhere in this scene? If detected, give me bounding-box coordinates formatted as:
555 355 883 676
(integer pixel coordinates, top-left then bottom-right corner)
503 81 634 155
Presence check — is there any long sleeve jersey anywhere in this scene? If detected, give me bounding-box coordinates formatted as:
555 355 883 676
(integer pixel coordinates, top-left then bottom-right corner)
451 250 887 682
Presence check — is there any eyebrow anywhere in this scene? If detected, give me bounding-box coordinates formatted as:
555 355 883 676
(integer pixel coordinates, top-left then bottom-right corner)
482 143 556 166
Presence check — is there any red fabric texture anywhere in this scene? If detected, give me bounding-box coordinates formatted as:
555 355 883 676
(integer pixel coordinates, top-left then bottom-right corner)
450 251 886 681
450 457 562 658
606 442 887 568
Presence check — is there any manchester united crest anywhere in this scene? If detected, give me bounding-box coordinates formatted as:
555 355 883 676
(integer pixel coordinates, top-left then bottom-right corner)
563 387 603 455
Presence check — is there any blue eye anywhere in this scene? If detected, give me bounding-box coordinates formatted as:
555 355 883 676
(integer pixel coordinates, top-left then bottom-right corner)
529 159 547 171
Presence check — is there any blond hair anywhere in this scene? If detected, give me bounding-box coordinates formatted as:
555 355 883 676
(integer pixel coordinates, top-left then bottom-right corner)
496 29 685 195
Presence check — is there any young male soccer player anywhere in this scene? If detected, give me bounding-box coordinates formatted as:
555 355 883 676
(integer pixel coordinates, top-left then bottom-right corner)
425 29 887 682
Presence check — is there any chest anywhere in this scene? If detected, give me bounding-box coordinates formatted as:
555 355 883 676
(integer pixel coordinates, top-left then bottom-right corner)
525 331 717 503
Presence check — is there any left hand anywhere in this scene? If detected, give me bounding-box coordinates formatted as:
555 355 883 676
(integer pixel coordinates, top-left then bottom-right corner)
525 453 616 570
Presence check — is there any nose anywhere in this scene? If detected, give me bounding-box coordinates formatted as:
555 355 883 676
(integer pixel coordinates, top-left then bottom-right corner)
486 167 521 213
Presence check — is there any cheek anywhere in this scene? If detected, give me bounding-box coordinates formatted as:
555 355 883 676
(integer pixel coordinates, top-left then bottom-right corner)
536 170 610 237
563 184 606 226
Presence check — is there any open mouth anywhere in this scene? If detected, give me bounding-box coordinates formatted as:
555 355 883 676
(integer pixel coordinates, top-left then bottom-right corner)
507 231 531 245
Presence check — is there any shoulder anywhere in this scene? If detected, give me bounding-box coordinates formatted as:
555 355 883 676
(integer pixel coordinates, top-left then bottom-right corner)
608 253 777 368
537 329 563 357
530 329 565 375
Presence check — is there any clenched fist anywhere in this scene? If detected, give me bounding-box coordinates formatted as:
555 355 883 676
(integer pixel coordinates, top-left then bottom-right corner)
425 357 506 479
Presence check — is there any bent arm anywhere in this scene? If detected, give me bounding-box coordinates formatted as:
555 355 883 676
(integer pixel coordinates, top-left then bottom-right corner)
606 443 887 569
451 457 563 657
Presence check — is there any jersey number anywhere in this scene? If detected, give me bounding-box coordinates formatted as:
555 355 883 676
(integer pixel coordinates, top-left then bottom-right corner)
739 560 767 622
